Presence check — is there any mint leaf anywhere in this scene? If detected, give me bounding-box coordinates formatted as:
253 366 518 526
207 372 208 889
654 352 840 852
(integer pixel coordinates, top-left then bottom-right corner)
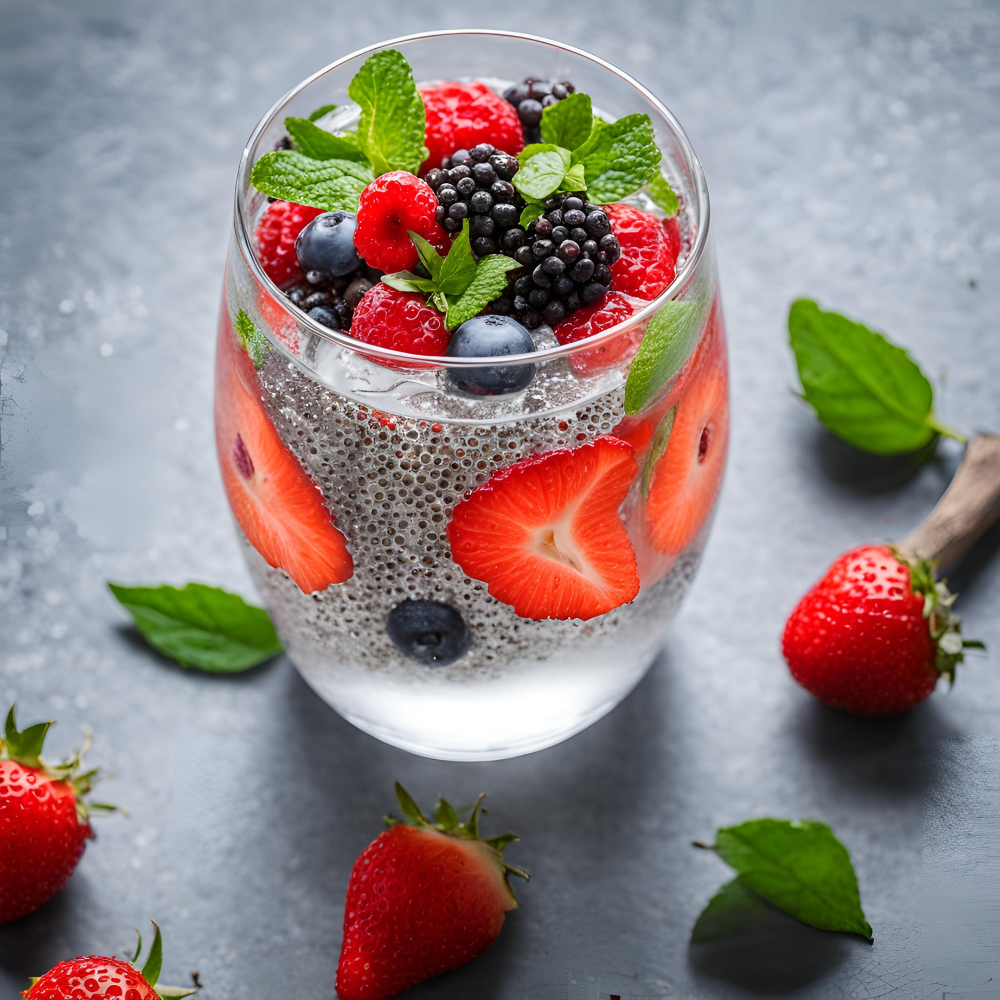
409 231 444 282
381 272 437 294
641 405 676 496
788 299 964 454
308 103 338 122
576 113 660 203
109 582 284 673
647 172 679 217
437 221 477 295
713 818 873 941
561 162 587 192
691 878 770 943
235 309 269 368
445 255 520 330
514 144 572 201
251 150 373 212
624 286 712 415
285 117 368 162
520 203 545 228
540 92 593 151
348 48 426 176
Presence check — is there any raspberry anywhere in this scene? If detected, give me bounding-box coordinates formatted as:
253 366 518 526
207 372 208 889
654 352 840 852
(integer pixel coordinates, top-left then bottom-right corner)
254 200 323 288
354 171 449 274
349 283 449 361
604 203 680 300
503 78 576 144
420 83 524 176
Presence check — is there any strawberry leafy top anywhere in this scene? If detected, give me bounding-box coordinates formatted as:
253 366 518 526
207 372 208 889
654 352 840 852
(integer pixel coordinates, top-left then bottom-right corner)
387 782 529 897
2 704 117 825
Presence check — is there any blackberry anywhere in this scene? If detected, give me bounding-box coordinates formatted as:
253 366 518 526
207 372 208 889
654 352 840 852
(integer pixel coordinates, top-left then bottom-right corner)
503 78 576 144
490 194 619 329
426 144 527 259
284 268 374 333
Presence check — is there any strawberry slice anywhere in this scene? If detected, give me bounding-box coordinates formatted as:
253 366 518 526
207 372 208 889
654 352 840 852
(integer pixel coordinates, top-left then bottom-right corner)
447 436 640 620
553 290 647 376
215 312 353 592
604 203 679 300
642 325 729 556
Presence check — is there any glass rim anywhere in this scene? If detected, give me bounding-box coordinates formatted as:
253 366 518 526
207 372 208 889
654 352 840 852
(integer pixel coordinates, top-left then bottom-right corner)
233 28 711 368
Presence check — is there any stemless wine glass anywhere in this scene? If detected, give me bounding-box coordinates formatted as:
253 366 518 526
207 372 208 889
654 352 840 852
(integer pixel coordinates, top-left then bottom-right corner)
217 30 727 760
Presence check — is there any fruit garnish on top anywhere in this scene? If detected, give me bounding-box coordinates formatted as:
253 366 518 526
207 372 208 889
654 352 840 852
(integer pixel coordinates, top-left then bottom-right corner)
247 47 683 365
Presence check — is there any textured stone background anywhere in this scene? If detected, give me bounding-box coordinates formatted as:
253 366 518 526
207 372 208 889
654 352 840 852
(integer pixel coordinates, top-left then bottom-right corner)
2 1 999 997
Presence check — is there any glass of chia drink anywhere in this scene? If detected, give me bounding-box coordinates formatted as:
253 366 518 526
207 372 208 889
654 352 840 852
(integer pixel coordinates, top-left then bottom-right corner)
217 30 727 759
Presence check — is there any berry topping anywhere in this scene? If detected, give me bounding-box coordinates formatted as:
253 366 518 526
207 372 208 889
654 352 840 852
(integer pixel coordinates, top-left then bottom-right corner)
447 436 640 621
553 290 646 375
642 333 728 555
336 784 527 1000
492 194 618 329
254 200 323 288
426 144 523 257
354 171 448 274
446 314 536 395
294 210 362 279
503 78 576 144
386 600 472 666
420 82 525 175
216 316 354 593
604 202 680 300
349 282 449 359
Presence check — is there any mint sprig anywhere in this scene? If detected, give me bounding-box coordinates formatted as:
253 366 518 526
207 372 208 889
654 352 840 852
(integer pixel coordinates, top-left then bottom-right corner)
381 220 519 330
109 582 284 673
284 117 366 162
348 48 427 176
250 150 373 212
539 91 594 150
788 299 966 455
235 309 269 367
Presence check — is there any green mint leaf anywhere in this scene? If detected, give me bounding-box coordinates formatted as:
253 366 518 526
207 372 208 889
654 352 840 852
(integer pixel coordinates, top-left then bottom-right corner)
348 48 427 176
250 150 373 212
713 818 873 941
234 309 269 368
570 118 607 165
576 113 660 203
647 172 679 217
560 162 588 192
308 103 338 122
624 283 713 415
140 922 163 990
691 877 770 942
519 202 545 227
409 231 444 282
437 220 477 296
540 92 593 151
514 144 572 201
788 299 964 454
642 405 676 497
108 582 284 673
381 272 437 294
284 117 368 162
445 255 520 330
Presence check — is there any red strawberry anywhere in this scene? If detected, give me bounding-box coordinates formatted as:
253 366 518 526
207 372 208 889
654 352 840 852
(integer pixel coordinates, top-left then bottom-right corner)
604 203 680 300
25 922 197 999
254 200 323 289
215 312 353 593
782 545 981 716
642 327 728 556
354 171 448 273
553 290 647 375
447 436 640 620
420 82 524 174
349 282 449 361
336 784 527 1000
1 706 115 925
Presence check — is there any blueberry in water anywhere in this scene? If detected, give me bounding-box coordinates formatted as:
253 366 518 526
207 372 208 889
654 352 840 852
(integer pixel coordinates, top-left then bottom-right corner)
446 314 536 395
295 211 362 278
386 600 471 666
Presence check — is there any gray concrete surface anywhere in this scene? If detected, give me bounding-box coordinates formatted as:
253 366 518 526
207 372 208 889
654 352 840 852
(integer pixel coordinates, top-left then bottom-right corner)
2 1 999 996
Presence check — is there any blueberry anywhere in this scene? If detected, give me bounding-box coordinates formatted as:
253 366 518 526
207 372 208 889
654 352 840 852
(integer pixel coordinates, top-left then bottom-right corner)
308 304 341 330
386 600 471 666
446 314 536 395
295 211 362 279
518 98 544 126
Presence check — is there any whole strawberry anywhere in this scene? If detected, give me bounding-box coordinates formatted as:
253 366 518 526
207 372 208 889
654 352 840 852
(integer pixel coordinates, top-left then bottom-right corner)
0 705 116 923
782 544 983 716
336 783 528 1000
24 921 197 999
